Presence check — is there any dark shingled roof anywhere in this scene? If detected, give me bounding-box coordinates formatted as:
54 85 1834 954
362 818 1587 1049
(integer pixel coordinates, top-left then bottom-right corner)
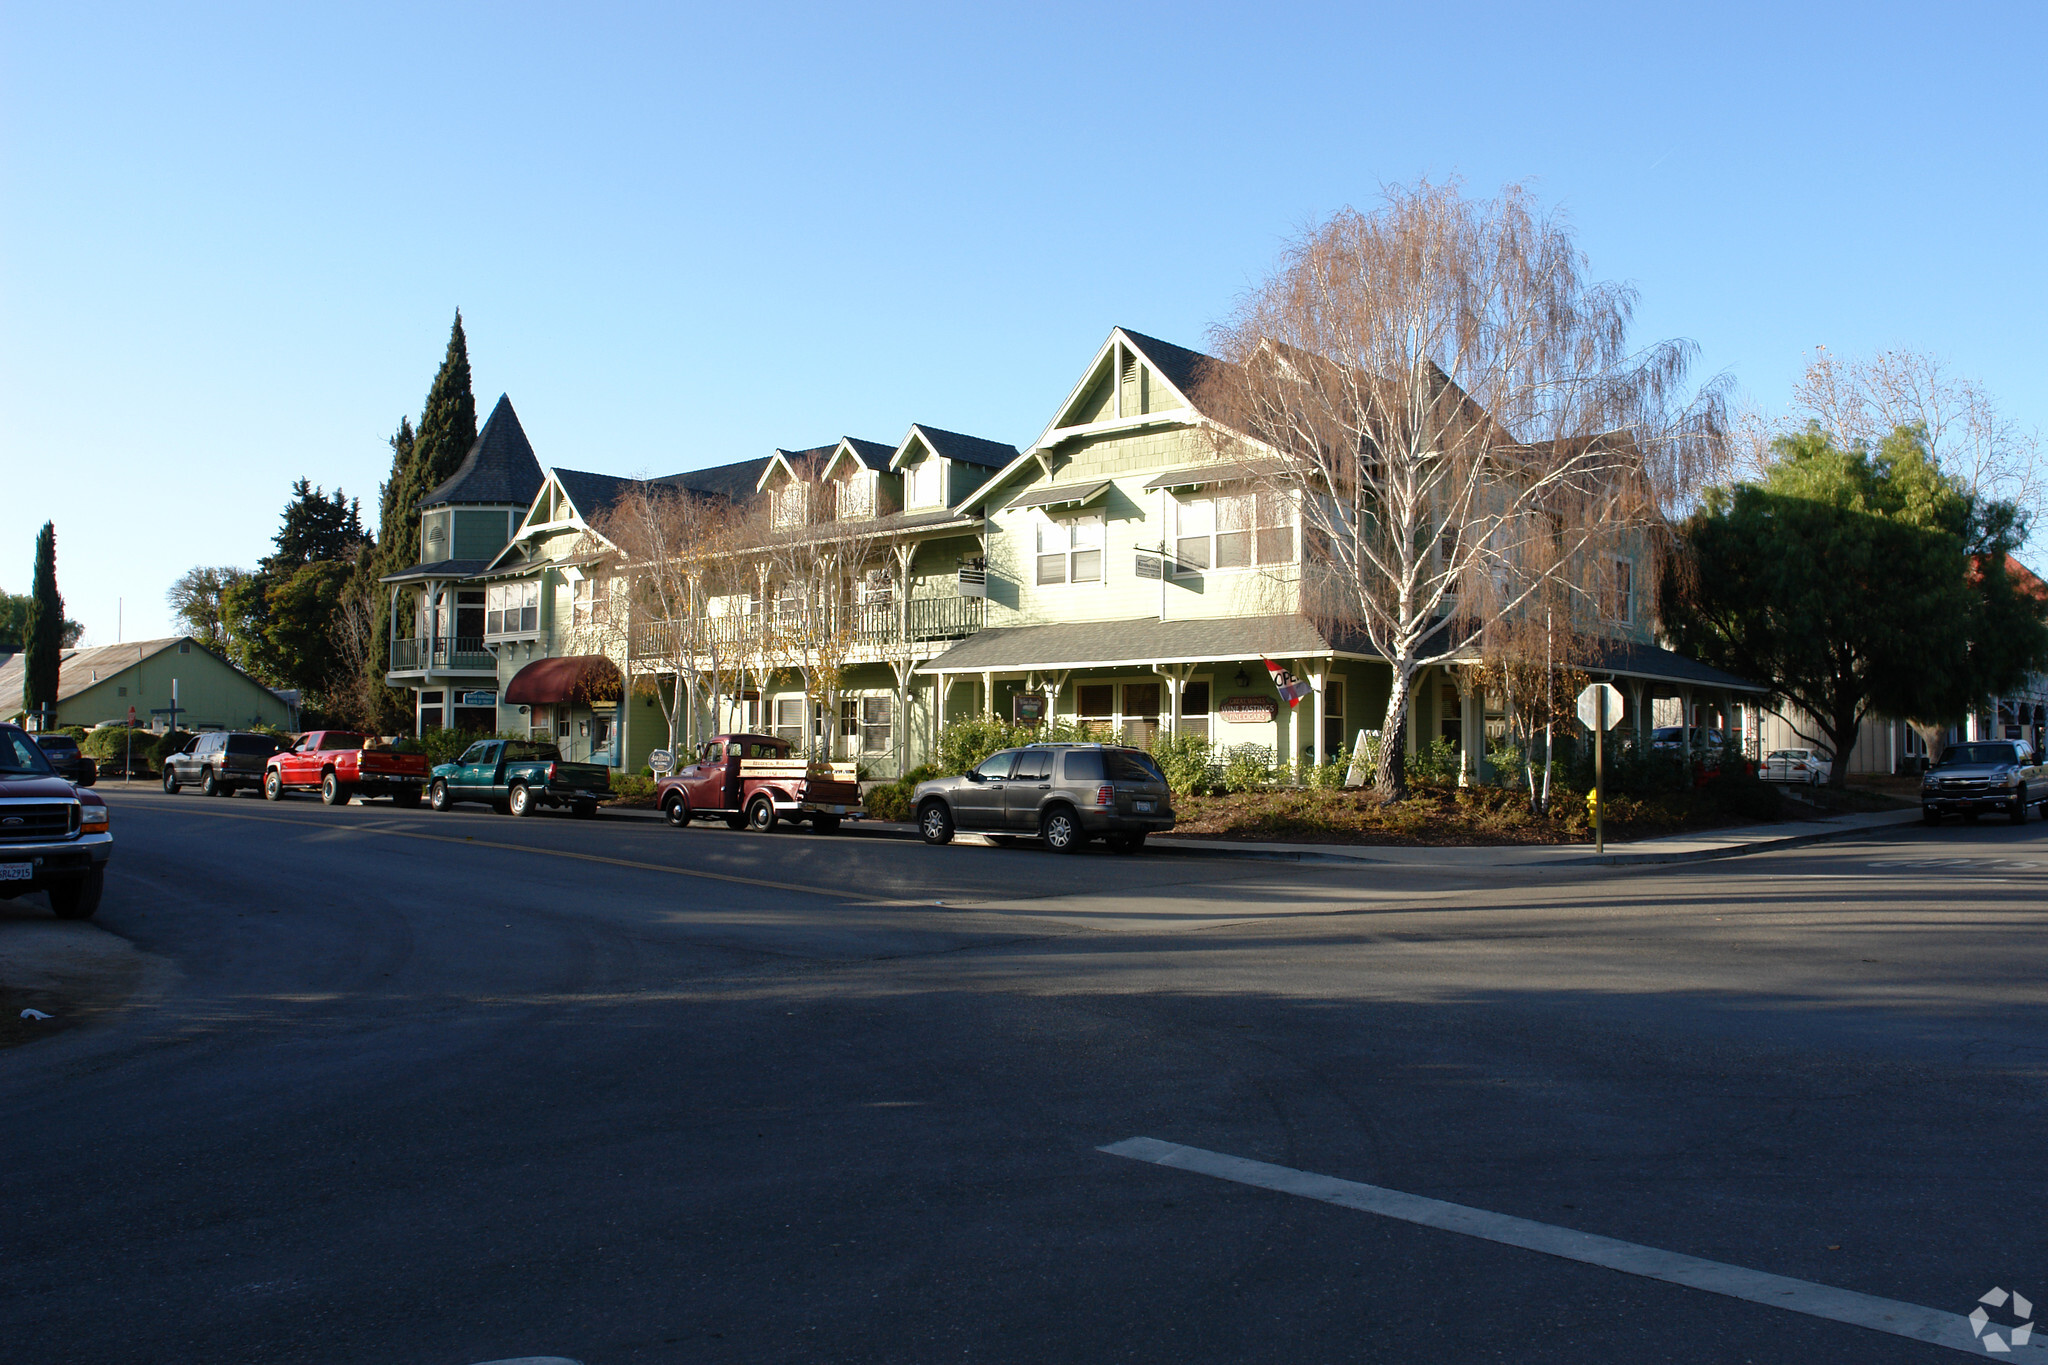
422 394 546 509
379 557 490 584
550 467 640 523
1576 640 1767 693
838 438 895 471
668 457 769 501
921 615 1343 672
912 425 1019 469
1117 328 1225 412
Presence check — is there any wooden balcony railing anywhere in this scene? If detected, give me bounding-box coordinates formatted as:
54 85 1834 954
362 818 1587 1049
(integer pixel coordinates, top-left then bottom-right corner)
390 636 496 672
630 594 983 661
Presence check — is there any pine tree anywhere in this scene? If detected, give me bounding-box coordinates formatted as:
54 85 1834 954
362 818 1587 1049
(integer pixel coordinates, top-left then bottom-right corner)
23 522 63 729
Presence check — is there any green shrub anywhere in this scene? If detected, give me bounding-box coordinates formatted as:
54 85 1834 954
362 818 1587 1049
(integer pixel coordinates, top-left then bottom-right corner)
1405 737 1462 787
1220 743 1276 793
148 730 196 768
1148 732 1219 795
864 781 914 822
1302 758 1348 790
81 726 148 764
401 727 532 768
934 718 1087 776
607 773 657 806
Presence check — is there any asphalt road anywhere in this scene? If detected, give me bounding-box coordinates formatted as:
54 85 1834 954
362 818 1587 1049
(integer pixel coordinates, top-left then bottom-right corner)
4 786 2045 1364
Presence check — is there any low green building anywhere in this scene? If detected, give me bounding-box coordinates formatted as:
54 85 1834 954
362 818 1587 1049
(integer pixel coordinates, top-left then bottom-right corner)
0 635 297 732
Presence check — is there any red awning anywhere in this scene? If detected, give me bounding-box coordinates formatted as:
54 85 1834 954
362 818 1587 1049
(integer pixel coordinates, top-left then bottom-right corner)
503 654 623 706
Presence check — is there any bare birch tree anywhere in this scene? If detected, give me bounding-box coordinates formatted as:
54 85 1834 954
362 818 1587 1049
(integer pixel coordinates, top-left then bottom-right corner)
760 473 890 758
595 482 749 756
1790 346 2044 538
1198 180 1725 799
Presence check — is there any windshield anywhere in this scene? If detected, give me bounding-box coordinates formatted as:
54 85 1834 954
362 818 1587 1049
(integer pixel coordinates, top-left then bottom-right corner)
0 729 57 776
1939 743 2023 766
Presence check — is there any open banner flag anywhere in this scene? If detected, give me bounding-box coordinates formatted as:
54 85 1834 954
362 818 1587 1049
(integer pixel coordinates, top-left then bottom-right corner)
1263 659 1311 709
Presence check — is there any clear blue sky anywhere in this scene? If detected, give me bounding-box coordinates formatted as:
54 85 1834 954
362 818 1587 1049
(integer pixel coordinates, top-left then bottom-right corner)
5 1 2044 645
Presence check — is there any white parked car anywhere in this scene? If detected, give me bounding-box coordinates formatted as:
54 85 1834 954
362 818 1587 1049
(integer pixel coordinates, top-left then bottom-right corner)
1762 748 1830 785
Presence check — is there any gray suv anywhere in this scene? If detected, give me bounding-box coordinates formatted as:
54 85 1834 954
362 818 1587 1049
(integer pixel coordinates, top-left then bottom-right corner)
913 743 1174 853
163 730 284 797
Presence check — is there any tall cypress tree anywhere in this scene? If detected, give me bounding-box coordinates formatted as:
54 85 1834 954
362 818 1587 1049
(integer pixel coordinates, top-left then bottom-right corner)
352 313 477 730
23 522 63 729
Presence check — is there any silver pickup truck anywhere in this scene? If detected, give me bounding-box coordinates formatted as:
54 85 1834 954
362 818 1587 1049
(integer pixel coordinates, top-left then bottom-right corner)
1920 739 2048 825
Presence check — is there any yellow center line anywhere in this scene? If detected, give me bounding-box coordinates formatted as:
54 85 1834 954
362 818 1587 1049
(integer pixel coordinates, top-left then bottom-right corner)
114 800 867 901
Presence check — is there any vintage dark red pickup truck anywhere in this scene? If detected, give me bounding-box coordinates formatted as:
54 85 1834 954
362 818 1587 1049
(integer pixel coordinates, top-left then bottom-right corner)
655 733 860 832
264 730 431 806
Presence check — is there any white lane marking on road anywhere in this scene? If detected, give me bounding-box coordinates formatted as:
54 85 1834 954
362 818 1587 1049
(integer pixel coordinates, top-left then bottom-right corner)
1099 1137 2036 1357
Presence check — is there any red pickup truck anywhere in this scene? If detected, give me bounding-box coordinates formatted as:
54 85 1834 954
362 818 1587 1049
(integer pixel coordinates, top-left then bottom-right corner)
264 730 431 807
656 733 860 833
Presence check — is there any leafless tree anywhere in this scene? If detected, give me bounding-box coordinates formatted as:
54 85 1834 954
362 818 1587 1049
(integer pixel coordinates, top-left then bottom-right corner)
1790 346 2044 535
1470 597 1593 814
594 482 750 756
759 471 891 758
1198 179 1725 798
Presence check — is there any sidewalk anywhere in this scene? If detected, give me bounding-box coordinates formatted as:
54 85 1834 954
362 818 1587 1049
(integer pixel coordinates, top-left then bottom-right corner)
823 806 1924 869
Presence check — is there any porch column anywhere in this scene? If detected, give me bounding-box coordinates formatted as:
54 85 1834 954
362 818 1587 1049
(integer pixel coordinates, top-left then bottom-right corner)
982 670 994 721
1310 661 1327 767
1679 686 1694 759
1456 666 1478 786
935 676 952 747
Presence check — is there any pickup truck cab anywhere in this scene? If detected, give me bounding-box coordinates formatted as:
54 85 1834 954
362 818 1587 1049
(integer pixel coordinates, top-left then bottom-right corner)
0 722 112 919
429 739 611 818
264 730 430 806
656 733 859 833
1920 739 2048 825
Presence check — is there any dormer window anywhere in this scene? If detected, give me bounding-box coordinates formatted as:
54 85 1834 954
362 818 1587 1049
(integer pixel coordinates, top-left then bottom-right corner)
772 482 809 529
906 458 943 509
836 472 874 520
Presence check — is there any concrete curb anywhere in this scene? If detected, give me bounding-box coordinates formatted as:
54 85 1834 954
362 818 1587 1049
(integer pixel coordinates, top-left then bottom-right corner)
1540 808 1924 866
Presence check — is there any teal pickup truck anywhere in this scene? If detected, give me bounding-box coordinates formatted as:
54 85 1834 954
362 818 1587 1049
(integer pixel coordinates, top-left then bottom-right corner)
428 740 612 818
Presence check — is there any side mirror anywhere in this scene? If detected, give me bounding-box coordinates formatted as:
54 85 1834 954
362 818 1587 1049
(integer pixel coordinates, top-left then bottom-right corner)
966 771 984 783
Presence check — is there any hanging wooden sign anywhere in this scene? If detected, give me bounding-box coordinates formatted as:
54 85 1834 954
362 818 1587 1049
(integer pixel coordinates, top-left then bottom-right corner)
1219 695 1279 724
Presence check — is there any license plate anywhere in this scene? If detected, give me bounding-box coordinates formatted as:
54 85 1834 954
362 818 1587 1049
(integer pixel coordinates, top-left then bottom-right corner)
832 805 846 815
0 863 31 882
1134 800 1155 813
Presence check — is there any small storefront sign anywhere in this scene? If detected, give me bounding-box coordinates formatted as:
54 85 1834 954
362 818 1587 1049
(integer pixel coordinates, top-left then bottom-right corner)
1219 695 1278 724
460 691 497 708
1012 693 1046 725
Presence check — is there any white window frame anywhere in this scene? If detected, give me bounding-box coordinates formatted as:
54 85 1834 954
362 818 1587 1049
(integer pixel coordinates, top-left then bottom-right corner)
906 457 943 509
1173 491 1293 576
1035 512 1105 587
836 471 875 520
485 580 540 635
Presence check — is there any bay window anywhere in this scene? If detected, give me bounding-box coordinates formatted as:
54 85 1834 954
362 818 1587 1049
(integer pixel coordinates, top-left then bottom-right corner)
1174 491 1292 574
484 580 540 635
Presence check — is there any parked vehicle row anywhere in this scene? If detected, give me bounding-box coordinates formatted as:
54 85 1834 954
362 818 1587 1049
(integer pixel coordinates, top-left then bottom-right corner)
1 722 111 919
32 733 97 787
146 726 1179 851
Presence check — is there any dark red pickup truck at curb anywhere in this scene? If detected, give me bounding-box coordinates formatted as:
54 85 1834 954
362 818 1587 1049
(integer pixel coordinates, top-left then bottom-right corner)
655 733 861 832
263 730 432 806
0 722 112 919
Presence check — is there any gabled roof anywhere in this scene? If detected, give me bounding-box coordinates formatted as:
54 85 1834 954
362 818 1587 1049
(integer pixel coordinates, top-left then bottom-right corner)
0 636 280 708
819 437 896 480
1116 328 1224 415
422 394 547 509
549 467 640 525
756 443 837 493
895 424 1019 471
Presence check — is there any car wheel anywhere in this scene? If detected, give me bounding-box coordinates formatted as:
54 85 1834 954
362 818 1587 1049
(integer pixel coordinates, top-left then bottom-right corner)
508 783 534 817
47 867 104 921
430 779 452 812
1041 805 1087 854
1922 805 1939 825
392 787 422 809
746 795 779 832
571 800 598 819
161 767 180 795
201 768 221 797
264 770 283 801
320 772 350 806
811 814 842 834
663 793 691 828
1108 832 1147 854
918 800 954 845
2012 785 2028 825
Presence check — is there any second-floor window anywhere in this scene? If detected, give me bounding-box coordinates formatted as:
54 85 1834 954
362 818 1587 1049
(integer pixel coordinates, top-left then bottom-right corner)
906 459 943 508
570 575 610 629
485 580 540 635
772 482 809 529
836 473 874 520
1607 558 1634 624
1036 513 1104 586
1174 491 1292 575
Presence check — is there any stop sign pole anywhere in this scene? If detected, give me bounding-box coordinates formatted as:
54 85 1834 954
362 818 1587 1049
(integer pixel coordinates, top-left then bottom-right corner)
1577 683 1625 853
